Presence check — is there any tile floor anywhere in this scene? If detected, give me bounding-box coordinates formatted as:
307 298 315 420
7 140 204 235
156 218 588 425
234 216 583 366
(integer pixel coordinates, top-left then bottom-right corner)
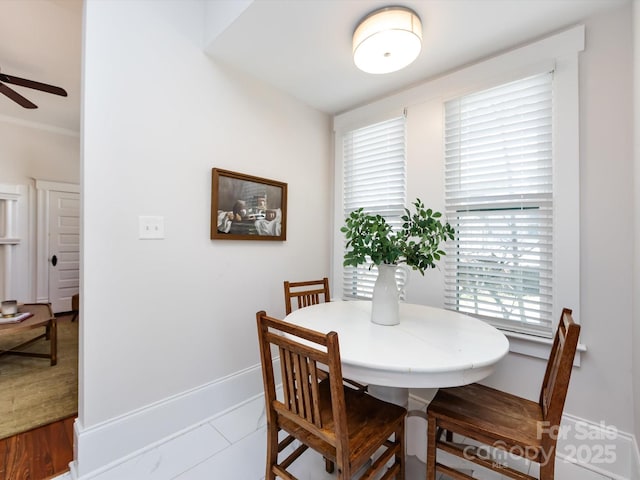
55 395 613 480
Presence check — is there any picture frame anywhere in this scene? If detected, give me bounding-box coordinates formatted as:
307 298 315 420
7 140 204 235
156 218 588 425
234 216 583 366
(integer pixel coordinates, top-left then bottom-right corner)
211 168 287 241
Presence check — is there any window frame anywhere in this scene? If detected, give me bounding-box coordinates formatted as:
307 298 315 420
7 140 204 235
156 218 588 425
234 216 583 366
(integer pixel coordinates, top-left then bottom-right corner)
333 25 584 360
443 71 556 338
336 114 408 301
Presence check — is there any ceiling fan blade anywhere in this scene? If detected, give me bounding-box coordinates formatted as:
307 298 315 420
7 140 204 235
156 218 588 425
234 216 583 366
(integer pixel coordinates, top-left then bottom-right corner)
0 73 67 97
0 81 37 109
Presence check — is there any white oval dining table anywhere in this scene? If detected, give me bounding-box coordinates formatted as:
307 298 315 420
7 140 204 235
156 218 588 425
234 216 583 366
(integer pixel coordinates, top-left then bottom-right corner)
284 300 510 407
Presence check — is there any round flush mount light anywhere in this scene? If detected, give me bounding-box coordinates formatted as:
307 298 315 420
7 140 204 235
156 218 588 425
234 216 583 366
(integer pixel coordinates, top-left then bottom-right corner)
352 6 422 74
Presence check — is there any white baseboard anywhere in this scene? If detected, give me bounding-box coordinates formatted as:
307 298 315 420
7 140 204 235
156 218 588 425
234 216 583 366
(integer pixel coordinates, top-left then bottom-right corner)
68 371 640 480
70 362 266 479
628 433 640 480
556 414 638 480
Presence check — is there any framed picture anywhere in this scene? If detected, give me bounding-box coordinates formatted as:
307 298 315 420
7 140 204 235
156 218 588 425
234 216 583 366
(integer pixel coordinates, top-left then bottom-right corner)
211 168 287 241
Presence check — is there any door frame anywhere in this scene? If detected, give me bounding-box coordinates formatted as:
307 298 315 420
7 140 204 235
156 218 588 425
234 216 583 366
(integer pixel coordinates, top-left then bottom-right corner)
35 180 80 305
0 182 32 302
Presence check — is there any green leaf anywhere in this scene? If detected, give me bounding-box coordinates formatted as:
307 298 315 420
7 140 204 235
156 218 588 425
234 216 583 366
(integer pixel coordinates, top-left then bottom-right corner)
340 198 455 271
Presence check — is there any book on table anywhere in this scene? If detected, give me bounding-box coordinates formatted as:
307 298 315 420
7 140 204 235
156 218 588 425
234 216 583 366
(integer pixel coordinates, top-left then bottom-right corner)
0 312 33 324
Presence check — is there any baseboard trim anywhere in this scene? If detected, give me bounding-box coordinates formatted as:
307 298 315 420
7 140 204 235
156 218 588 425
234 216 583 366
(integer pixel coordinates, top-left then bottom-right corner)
632 435 640 480
68 372 639 480
556 414 638 480
70 362 266 479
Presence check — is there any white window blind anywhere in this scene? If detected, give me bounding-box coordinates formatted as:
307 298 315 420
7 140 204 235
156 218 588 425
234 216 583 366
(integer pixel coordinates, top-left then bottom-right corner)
444 72 554 337
342 116 406 299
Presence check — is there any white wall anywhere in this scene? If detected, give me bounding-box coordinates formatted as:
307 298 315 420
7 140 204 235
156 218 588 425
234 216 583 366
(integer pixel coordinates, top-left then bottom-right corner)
633 0 640 453
568 2 634 431
0 120 79 185
0 120 80 302
82 0 330 432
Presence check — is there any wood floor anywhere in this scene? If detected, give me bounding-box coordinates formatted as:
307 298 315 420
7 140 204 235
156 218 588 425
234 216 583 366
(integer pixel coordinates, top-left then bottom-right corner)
0 309 76 479
0 413 75 480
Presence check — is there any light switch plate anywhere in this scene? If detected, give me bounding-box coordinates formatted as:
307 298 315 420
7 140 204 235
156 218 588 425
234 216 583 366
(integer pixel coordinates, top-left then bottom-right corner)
139 216 165 239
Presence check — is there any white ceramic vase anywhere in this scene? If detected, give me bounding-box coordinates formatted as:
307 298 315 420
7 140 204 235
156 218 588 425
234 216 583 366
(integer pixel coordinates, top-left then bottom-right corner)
371 263 400 326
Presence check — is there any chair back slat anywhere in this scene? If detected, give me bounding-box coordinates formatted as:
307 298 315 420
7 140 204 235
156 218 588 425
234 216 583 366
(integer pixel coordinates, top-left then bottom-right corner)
278 346 323 424
298 292 320 310
259 311 345 433
284 278 330 315
539 308 581 426
280 348 295 413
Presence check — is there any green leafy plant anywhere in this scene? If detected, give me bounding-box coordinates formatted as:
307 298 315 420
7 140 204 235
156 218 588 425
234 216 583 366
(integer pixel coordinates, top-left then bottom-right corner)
341 198 455 275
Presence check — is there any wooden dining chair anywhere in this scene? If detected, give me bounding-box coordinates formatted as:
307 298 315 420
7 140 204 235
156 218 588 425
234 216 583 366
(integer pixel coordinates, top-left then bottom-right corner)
284 277 367 394
283 277 331 315
256 311 407 480
426 308 580 480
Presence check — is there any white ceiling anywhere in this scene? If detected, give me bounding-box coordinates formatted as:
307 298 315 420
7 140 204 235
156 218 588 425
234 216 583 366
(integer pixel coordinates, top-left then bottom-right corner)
0 0 629 134
207 0 629 115
0 0 82 134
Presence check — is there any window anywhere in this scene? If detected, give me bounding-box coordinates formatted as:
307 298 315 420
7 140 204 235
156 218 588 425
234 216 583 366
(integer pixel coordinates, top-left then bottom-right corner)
341 115 406 299
444 72 554 337
334 26 582 356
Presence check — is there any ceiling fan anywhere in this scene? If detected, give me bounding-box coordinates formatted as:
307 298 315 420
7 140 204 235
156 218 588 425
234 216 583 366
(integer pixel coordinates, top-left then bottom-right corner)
0 68 67 109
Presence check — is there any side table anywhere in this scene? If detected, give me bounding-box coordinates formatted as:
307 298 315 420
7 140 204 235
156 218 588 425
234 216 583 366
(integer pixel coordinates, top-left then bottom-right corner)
0 303 57 366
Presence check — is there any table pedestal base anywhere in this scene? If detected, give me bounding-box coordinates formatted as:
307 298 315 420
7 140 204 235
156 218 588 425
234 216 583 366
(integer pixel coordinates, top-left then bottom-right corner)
367 385 409 408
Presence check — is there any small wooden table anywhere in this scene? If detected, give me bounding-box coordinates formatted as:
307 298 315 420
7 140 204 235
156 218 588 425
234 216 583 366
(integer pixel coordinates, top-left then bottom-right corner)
0 303 57 366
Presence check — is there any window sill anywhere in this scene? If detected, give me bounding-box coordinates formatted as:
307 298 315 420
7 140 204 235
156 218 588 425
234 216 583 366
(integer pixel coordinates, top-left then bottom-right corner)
503 330 586 366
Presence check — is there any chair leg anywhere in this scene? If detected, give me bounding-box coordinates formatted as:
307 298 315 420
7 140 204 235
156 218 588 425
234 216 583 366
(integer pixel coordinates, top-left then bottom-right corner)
265 426 279 480
325 457 335 473
71 294 79 321
426 416 437 480
539 447 556 480
335 459 350 479
397 422 406 479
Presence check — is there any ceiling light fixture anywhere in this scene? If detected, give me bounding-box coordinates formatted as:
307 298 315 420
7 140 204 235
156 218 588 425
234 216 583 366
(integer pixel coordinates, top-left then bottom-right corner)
352 6 422 75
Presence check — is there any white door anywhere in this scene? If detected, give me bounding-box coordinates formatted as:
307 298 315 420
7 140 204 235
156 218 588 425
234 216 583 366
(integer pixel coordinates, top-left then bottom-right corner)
48 190 80 313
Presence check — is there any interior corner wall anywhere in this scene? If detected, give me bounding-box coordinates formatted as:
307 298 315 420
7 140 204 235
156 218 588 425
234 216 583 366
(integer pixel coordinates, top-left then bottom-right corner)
571 1 634 432
633 0 640 454
80 0 330 472
203 0 253 47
